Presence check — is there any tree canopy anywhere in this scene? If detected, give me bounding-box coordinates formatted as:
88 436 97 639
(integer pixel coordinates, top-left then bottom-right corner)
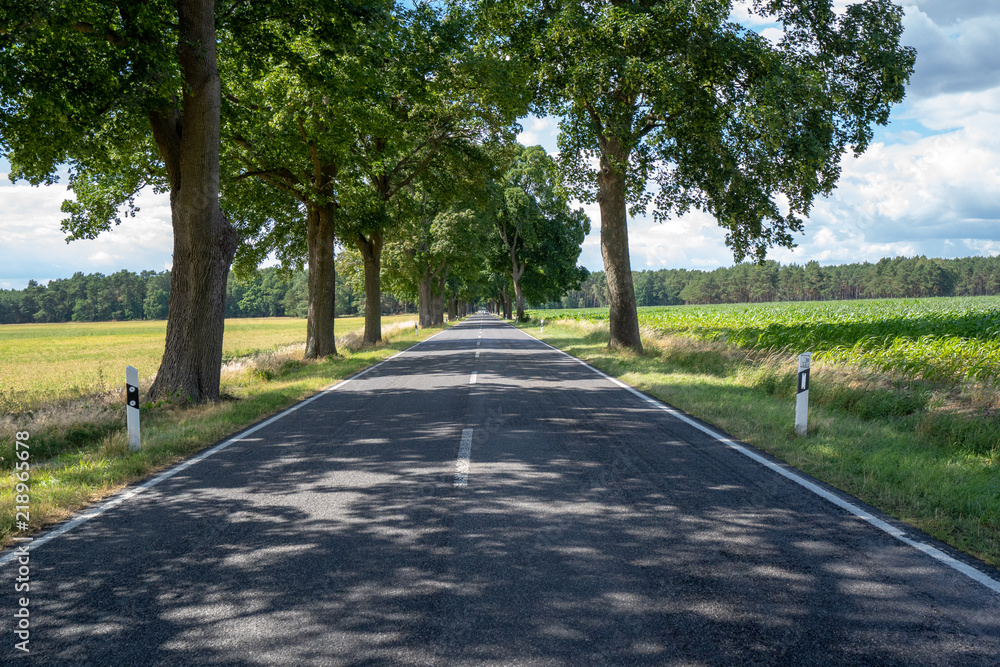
486 144 590 320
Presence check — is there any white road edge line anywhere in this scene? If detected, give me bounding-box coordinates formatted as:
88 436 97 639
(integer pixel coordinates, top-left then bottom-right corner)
0 325 457 569
506 319 1000 596
454 428 473 486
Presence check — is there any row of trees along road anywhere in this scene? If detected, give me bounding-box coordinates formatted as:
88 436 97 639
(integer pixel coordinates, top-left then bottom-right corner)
0 0 914 402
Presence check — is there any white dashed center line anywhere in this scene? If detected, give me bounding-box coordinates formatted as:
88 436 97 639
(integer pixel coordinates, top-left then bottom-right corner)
469 371 477 384
454 428 473 486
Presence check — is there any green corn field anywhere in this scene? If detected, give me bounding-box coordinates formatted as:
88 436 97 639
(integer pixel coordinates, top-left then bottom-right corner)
529 296 1000 383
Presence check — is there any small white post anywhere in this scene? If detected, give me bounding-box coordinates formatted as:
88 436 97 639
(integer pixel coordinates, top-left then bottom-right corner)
540 318 545 335
795 353 811 436
126 365 141 451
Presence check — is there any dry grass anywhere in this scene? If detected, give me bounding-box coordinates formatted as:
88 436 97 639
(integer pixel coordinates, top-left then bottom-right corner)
335 319 419 352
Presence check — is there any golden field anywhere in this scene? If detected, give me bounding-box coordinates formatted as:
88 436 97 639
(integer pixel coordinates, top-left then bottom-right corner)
0 315 415 413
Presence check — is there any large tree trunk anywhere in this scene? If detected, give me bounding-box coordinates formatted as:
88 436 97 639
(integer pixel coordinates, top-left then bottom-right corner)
597 139 643 351
510 248 526 322
418 277 433 328
149 0 239 403
432 269 447 326
418 261 446 328
305 203 336 358
448 295 457 321
512 273 525 321
355 231 383 344
432 293 444 325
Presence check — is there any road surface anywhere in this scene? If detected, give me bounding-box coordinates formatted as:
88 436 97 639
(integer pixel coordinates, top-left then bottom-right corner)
3 313 999 665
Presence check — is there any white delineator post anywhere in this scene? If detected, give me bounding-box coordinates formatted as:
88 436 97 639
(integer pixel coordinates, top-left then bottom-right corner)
540 319 545 335
795 353 811 436
126 365 141 451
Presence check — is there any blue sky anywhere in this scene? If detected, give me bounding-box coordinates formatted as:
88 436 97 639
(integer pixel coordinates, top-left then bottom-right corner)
2 0 999 289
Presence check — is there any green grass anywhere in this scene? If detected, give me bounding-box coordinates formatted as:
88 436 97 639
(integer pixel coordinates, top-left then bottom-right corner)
517 317 1000 569
0 314 430 546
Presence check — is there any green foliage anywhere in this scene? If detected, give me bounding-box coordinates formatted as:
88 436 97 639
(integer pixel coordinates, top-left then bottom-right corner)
219 1 391 274
0 419 124 471
486 144 590 308
822 386 927 420
337 1 525 245
382 161 493 304
485 0 915 260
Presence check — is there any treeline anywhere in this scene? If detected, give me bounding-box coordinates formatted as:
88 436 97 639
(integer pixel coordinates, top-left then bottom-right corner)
0 267 416 325
551 255 1000 308
10 254 1000 326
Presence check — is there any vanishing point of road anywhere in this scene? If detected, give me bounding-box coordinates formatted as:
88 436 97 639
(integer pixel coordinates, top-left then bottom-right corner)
3 313 999 665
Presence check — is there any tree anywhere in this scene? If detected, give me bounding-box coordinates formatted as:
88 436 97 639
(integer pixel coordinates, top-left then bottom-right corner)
804 260 826 300
0 0 243 401
220 1 391 357
778 263 805 301
488 0 915 350
487 144 590 320
144 272 171 320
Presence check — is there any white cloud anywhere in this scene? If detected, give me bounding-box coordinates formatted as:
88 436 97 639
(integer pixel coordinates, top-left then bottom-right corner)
517 116 560 154
0 178 173 288
908 0 996 25
730 0 851 28
729 1 776 27
764 86 1000 266
900 3 1000 100
759 27 784 44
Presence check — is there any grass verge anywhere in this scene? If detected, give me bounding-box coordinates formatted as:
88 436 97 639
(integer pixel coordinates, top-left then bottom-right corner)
517 318 1000 569
0 317 443 548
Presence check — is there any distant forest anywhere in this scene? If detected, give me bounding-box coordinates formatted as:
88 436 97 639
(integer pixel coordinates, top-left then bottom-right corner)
4 254 1000 325
552 255 1000 308
0 267 414 325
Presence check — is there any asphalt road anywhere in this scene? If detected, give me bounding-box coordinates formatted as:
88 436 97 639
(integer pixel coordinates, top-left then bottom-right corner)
3 313 1000 665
